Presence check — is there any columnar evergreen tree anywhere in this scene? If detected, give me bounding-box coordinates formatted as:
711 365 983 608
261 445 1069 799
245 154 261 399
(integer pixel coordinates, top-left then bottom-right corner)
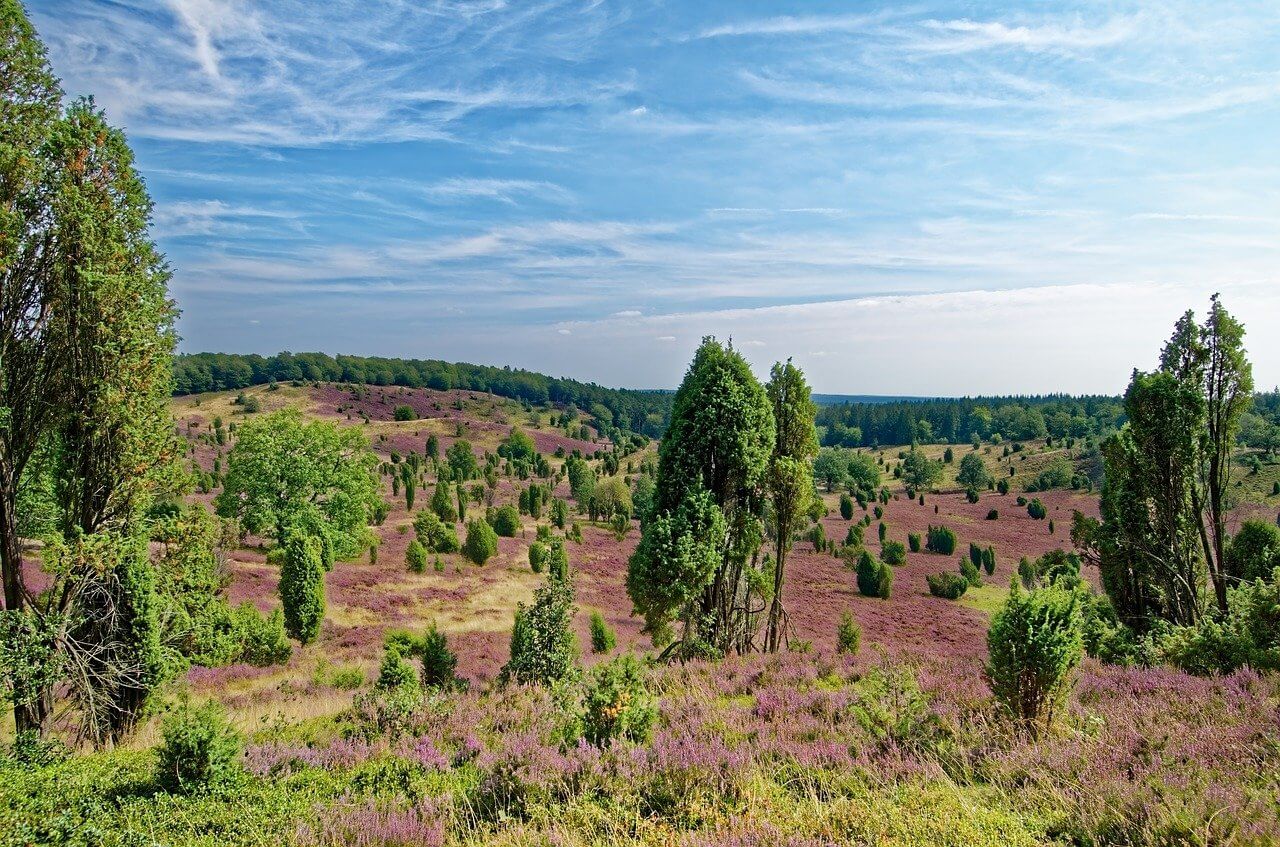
627 338 775 656
280 532 325 644
764 360 818 652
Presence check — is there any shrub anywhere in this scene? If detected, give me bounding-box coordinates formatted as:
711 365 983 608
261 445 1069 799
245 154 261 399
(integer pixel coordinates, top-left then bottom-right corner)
846 524 864 548
589 610 616 654
925 524 957 555
156 700 243 794
877 521 887 542
414 510 459 553
927 572 968 600
873 505 883 520
986 509 999 520
986 582 1083 734
997 478 1009 495
501 577 577 686
836 611 861 655
969 542 983 566
1027 499 1047 520
279 532 325 644
419 623 460 689
393 405 416 421
491 505 521 537
856 551 892 599
839 492 854 520
375 645 419 691
581 654 655 746
406 539 428 573
965 488 980 504
960 558 982 588
331 665 365 690
1015 495 1027 506
528 541 547 573
461 519 498 565
1225 520 1280 582
231 603 292 666
981 546 996 576
881 539 906 566
907 532 921 552
547 538 569 582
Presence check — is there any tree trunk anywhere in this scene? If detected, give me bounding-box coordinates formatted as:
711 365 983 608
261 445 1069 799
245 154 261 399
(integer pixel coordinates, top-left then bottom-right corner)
765 531 786 652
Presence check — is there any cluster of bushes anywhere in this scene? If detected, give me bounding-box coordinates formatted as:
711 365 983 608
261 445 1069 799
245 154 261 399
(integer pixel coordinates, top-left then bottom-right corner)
924 524 957 555
855 551 892 599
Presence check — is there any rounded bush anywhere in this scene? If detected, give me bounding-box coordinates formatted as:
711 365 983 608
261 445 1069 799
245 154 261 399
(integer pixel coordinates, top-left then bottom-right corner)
491 504 521 537
927 571 968 600
462 519 498 565
881 539 906 566
156 700 243 794
836 611 861 655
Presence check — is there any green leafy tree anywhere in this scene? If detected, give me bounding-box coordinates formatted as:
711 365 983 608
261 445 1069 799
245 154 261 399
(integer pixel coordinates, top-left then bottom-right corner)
419 623 459 689
446 439 478 480
1226 520 1280 583
902 447 943 492
956 452 991 490
216 409 377 560
413 510 459 553
845 452 880 496
813 449 846 492
279 532 325 644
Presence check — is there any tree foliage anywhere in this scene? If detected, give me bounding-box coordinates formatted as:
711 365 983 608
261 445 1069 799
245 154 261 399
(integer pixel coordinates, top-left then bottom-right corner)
216 409 377 560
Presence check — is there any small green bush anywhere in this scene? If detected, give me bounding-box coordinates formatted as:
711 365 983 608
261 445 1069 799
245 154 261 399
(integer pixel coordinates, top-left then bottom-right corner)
491 504 521 537
881 539 906 566
589 610 616 654
231 603 292 666
393 405 416 421
406 539 428 573
986 509 999 520
836 611 861 655
986 582 1083 734
419 623 460 689
462 519 498 565
1027 499 1047 520
907 532 921 552
839 493 854 520
846 524 864 548
528 541 547 573
960 558 982 588
582 654 655 746
156 700 243 794
414 510 459 553
856 551 892 599
927 571 968 600
375 645 419 691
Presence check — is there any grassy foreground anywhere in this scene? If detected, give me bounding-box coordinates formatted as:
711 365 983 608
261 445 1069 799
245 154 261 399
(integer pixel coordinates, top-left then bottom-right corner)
4 651 1277 847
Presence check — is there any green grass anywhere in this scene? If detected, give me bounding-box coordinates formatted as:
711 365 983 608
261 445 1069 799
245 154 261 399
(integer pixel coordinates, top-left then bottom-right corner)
960 582 1010 617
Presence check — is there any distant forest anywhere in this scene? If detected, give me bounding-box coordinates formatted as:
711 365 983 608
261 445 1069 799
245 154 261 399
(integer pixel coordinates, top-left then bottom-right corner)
174 352 1279 449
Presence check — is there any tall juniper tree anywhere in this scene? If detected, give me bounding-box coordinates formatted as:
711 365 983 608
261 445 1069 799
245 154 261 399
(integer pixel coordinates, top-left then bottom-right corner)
0 2 180 741
627 338 774 656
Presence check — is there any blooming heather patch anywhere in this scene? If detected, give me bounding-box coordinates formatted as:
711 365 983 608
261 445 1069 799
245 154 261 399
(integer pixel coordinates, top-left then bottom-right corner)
295 796 447 847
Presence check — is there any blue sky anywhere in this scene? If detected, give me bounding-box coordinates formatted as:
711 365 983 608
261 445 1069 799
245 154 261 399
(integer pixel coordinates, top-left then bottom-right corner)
33 0 1280 394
